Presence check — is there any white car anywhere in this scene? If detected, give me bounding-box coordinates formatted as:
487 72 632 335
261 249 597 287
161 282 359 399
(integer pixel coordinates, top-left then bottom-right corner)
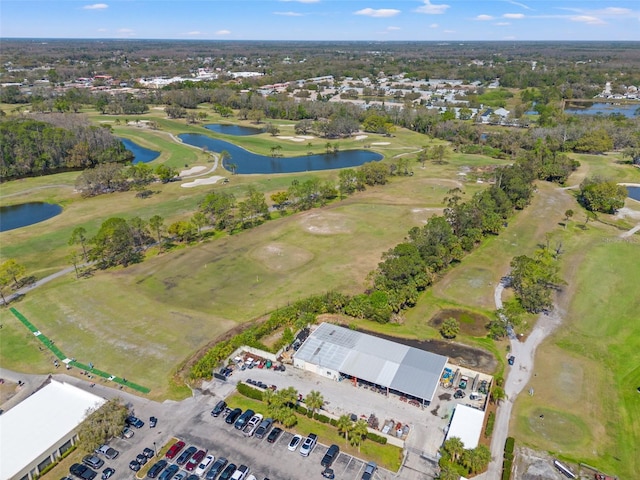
243 414 263 436
195 454 214 477
230 465 249 480
246 476 257 480
288 434 302 452
299 433 318 457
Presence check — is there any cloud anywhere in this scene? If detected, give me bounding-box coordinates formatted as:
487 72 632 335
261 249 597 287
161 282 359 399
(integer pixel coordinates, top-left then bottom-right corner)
476 14 493 21
597 7 631 15
83 3 108 10
503 13 525 19
429 23 439 28
216 29 231 35
387 26 401 30
505 1 532 10
274 11 304 16
416 1 449 15
186 31 202 35
495 22 510 26
354 8 401 18
571 15 605 25
443 29 455 33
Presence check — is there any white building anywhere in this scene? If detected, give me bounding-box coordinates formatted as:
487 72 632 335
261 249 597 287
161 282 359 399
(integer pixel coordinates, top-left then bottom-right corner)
444 403 486 449
0 380 105 480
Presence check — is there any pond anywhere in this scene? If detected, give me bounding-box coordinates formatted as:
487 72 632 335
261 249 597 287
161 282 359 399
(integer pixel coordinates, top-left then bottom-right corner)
627 186 640 202
178 134 383 174
0 202 63 232
564 102 640 118
204 124 263 136
119 138 160 164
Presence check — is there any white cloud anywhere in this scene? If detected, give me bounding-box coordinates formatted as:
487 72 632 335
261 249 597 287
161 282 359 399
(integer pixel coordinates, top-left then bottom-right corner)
443 29 455 33
415 1 450 15
429 23 439 28
476 14 494 21
354 8 401 18
83 3 108 10
506 1 532 11
387 26 401 30
571 15 605 25
216 29 231 35
495 22 510 26
274 11 303 16
186 31 202 35
597 7 631 15
503 13 525 19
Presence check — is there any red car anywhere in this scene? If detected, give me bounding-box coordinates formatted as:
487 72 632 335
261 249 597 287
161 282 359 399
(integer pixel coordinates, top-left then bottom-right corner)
165 440 185 460
185 450 206 472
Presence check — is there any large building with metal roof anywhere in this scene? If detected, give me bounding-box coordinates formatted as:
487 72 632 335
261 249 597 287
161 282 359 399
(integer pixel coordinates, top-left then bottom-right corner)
0 380 105 480
292 322 448 405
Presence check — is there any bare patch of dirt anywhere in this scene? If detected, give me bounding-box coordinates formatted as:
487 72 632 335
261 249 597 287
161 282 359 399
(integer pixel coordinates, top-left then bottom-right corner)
250 242 314 272
0 380 19 405
430 308 491 337
299 211 353 235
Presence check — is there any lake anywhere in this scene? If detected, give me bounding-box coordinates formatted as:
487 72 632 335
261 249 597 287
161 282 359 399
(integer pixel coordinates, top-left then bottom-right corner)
0 202 63 232
178 134 383 174
204 124 263 136
627 186 640 202
120 138 160 164
564 102 640 118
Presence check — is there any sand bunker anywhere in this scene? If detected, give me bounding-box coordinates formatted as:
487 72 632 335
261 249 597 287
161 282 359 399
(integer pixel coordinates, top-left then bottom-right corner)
181 176 225 188
277 136 309 142
371 142 390 146
180 166 207 176
299 211 353 235
354 135 368 141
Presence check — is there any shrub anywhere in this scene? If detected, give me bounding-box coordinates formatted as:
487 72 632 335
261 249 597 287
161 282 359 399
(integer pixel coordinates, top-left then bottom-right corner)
329 418 338 427
366 431 388 444
295 405 308 415
504 436 515 460
313 413 331 424
502 459 513 480
237 382 264 401
484 411 495 437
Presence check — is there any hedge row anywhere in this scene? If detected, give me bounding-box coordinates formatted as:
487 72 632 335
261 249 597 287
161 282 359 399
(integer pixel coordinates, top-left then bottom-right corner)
502 436 515 480
236 382 264 401
366 431 388 445
484 411 495 437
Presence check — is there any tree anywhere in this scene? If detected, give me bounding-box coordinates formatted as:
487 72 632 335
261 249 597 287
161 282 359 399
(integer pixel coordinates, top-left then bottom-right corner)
490 385 506 405
462 445 491 474
0 259 26 288
238 185 270 228
440 318 460 339
437 465 460 480
305 390 324 417
579 177 627 214
76 398 128 454
337 414 353 445
265 123 280 136
155 164 177 183
442 437 465 464
168 221 197 243
270 191 289 212
191 212 208 237
510 248 564 313
149 215 165 244
69 226 89 261
564 209 574 222
350 419 369 452
90 217 139 268
200 191 236 230
0 268 13 304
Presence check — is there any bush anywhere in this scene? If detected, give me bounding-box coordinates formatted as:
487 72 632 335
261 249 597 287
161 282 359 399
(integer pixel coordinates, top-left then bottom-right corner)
295 405 308 415
313 413 331 424
237 382 264 401
329 418 338 427
366 431 388 444
502 459 513 480
504 436 515 460
484 411 495 437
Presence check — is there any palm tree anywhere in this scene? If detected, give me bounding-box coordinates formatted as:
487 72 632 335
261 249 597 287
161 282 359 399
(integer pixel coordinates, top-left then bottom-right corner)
437 465 460 480
337 414 353 445
490 385 506 405
351 419 369 452
442 437 465 463
305 390 324 418
463 445 491 474
227 163 238 175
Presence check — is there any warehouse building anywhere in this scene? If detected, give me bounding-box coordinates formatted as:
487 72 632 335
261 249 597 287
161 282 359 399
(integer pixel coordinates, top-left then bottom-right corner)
293 322 448 405
444 403 486 449
0 380 105 480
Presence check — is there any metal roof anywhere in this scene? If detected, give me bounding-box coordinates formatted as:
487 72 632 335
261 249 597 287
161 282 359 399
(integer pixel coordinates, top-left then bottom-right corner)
294 323 447 403
0 380 105 480
445 404 486 449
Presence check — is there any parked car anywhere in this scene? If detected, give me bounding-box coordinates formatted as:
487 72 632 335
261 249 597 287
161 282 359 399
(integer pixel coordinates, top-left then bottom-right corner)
205 457 228 480
361 461 377 480
243 414 263 436
172 473 187 480
126 415 145 428
321 444 340 467
136 453 148 465
218 463 237 480
150 416 158 428
186 476 199 480
266 427 283 443
165 441 185 460
288 434 302 452
321 468 335 479
176 446 198 466
234 409 254 430
186 450 206 472
225 408 242 425
254 418 273 439
95 445 119 460
508 355 515 365
299 433 317 457
143 447 155 458
230 465 249 480
195 454 214 476
101 468 115 480
158 464 179 480
147 460 168 479
83 455 104 470
121 427 134 439
211 400 227 417
129 461 141 472
70 463 97 480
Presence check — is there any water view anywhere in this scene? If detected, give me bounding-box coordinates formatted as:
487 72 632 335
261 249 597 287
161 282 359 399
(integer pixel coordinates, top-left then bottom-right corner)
204 124 263 136
627 186 640 202
0 202 63 232
120 138 160 164
564 102 640 118
178 134 383 174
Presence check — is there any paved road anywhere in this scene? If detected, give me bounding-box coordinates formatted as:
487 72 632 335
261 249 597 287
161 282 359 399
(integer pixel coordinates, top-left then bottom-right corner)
0 266 77 306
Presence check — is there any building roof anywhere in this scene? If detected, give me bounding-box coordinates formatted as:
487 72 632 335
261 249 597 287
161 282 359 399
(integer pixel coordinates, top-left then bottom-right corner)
0 380 105 480
294 322 447 403
445 404 486 449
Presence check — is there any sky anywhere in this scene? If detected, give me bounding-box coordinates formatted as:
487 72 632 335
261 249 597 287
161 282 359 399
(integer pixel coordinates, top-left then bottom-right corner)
1 1 639 41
